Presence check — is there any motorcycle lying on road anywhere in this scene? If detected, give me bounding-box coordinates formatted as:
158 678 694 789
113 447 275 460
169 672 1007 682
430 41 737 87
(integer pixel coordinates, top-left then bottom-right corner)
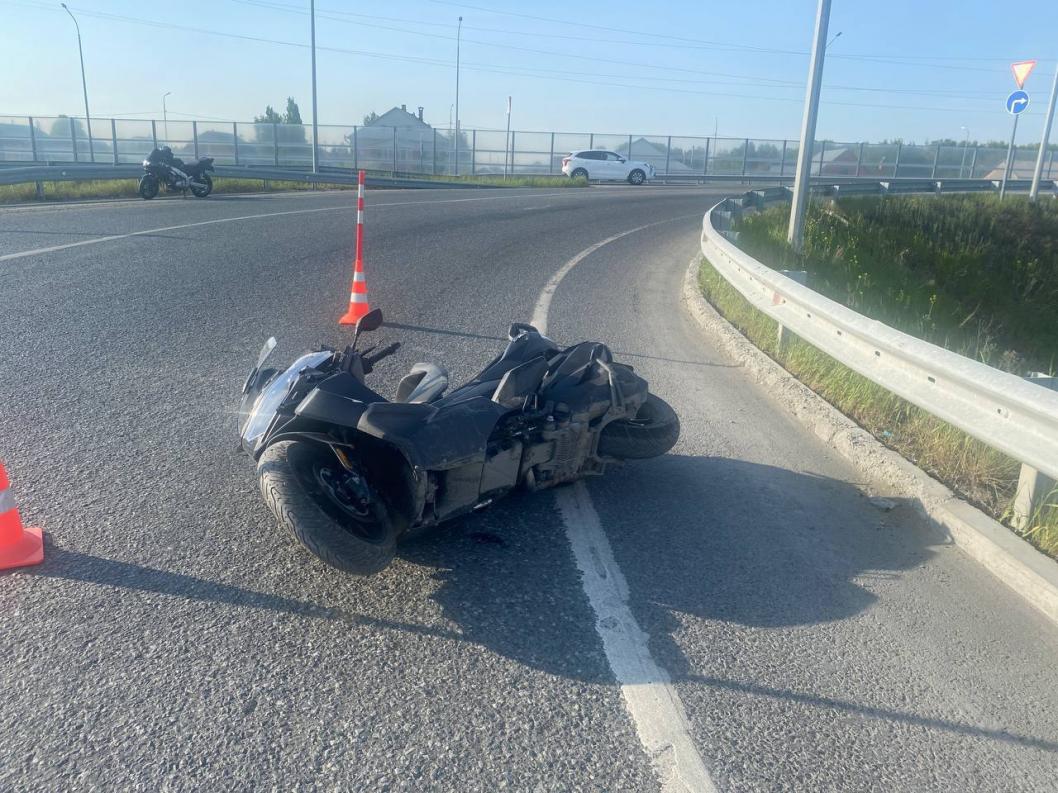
139 146 215 199
237 310 680 574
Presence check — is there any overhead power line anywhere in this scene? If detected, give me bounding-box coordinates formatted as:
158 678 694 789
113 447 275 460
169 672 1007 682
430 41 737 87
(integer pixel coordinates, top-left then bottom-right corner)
4 0 1031 118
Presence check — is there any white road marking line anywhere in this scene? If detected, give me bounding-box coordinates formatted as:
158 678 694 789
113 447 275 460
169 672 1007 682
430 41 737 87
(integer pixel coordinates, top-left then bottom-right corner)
538 221 716 792
0 190 621 263
555 484 716 793
530 214 700 335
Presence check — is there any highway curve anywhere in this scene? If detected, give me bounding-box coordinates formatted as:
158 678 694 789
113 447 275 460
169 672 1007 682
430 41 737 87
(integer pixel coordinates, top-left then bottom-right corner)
2 186 1057 792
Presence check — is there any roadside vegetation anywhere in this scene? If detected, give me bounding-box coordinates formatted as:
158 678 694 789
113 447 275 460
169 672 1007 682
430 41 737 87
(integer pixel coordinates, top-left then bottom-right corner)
0 173 585 204
697 194 1058 558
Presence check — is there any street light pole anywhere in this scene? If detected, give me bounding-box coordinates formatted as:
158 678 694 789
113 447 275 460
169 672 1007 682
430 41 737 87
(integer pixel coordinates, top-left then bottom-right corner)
787 0 831 253
1030 65 1058 201
504 96 512 180
454 16 462 176
960 126 970 178
162 91 172 143
61 3 94 162
310 0 319 174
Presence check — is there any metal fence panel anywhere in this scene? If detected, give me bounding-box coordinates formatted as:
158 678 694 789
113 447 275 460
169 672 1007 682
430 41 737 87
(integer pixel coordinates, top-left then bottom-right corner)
0 116 33 162
3 112 1056 186
669 136 709 174
709 138 746 175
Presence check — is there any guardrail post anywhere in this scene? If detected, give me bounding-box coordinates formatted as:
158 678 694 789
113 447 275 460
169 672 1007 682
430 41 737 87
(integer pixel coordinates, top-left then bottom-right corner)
741 138 749 179
70 116 78 163
233 122 240 165
392 126 397 176
151 120 157 150
273 123 279 167
893 142 902 178
111 118 119 165
1013 374 1058 530
856 141 864 176
193 121 199 160
549 132 555 175
28 116 38 162
931 142 940 179
775 270 808 350
471 129 477 175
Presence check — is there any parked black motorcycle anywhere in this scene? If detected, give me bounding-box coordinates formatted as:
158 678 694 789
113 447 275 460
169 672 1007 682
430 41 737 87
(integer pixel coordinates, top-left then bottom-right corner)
237 310 680 574
139 146 214 199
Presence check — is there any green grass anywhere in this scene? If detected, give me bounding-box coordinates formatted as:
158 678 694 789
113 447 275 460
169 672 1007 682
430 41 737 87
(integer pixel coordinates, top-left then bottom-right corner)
0 173 585 204
697 255 1058 560
696 192 1058 557
735 195 1058 374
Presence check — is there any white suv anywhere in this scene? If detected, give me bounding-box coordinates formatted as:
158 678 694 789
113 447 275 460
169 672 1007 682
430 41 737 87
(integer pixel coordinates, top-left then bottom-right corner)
561 150 656 184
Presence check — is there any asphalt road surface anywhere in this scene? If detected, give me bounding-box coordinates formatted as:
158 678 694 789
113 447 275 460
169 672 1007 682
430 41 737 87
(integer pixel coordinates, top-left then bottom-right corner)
2 186 1058 792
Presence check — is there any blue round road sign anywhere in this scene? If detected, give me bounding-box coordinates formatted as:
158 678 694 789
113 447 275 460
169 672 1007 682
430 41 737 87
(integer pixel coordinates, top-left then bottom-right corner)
1007 90 1030 115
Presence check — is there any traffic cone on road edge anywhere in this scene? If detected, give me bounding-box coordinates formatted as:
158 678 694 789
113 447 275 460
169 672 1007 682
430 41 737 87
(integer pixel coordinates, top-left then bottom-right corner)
0 463 43 571
339 170 371 325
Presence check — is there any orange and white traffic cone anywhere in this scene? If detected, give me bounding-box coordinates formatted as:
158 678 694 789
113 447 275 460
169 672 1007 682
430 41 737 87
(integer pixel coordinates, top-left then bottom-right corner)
339 170 371 325
0 463 43 571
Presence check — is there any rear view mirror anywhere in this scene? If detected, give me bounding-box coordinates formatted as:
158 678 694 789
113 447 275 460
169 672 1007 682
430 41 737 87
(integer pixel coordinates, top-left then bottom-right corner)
356 308 384 334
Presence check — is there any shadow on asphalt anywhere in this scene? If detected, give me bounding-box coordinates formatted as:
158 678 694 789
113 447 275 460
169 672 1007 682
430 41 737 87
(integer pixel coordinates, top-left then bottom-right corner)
400 453 1058 753
22 544 469 641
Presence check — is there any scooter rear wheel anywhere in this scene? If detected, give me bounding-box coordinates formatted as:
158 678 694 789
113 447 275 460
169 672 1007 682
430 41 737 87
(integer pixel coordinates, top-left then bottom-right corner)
597 394 680 459
257 440 397 574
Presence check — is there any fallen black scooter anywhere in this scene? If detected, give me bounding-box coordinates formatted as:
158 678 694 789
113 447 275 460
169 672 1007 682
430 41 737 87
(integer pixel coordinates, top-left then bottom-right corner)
238 309 679 574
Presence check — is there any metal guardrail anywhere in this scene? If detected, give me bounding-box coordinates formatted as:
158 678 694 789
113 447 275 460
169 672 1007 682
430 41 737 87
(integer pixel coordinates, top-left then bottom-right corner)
699 192 1058 484
0 164 503 190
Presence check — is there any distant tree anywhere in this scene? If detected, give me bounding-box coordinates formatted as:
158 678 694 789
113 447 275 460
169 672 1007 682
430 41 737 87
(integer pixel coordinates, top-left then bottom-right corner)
363 111 380 126
254 100 306 146
254 105 284 125
283 97 303 125
50 114 87 138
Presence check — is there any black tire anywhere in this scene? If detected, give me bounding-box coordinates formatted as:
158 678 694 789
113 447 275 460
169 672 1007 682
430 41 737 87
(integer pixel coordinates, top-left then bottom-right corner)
571 168 589 181
257 440 397 575
190 173 213 198
138 174 159 200
598 394 680 459
628 168 646 185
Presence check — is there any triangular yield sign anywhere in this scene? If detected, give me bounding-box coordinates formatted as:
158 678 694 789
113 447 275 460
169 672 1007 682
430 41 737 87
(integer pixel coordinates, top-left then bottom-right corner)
1011 60 1037 88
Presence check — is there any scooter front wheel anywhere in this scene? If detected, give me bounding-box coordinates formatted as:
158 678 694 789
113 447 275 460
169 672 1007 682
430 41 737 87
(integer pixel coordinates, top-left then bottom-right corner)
257 440 397 574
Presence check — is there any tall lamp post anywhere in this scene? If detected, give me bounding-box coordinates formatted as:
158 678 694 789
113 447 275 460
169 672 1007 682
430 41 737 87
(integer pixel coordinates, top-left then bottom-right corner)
1030 65 1058 201
504 95 512 180
61 3 94 162
162 91 172 143
960 126 970 178
787 0 831 252
453 16 462 176
310 0 319 174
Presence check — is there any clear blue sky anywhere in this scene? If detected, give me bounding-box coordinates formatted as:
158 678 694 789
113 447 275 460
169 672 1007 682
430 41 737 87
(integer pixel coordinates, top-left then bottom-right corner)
2 0 1056 143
